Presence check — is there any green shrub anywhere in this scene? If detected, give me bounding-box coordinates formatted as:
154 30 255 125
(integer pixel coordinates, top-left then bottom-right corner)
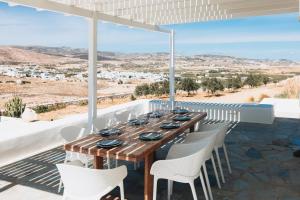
4 96 26 118
33 105 49 113
33 103 67 114
79 100 88 106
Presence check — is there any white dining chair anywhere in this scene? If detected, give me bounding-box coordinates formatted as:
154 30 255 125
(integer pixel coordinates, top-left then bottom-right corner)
56 162 127 200
151 135 216 200
167 133 218 200
58 126 93 192
188 122 232 184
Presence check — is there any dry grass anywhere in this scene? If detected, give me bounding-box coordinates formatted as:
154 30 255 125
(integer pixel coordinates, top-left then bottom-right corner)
247 96 255 103
276 78 300 99
258 94 270 102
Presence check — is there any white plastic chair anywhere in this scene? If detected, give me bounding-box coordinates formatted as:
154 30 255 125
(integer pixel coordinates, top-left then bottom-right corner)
187 122 232 184
56 163 127 200
58 126 93 192
151 135 216 200
167 133 218 200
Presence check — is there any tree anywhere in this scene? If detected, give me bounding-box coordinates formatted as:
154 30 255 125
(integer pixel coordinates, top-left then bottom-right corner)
262 75 270 86
232 76 243 91
226 78 233 91
244 74 263 88
201 78 224 94
179 78 200 96
135 81 171 97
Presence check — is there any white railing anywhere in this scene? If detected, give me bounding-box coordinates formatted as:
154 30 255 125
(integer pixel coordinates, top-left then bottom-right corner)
149 100 274 124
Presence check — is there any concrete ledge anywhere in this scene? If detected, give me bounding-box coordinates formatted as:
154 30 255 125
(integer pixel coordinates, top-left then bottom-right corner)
0 99 150 167
261 98 300 119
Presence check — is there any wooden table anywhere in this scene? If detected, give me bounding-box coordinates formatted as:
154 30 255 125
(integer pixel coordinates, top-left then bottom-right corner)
64 112 207 200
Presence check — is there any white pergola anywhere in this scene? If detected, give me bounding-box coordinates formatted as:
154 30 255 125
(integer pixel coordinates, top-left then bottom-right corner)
1 0 298 132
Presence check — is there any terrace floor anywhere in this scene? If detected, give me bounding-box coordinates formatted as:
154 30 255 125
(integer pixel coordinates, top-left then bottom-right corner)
0 118 300 200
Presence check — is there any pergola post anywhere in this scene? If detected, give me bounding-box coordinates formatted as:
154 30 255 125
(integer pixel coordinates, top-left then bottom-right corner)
169 29 176 110
87 16 98 133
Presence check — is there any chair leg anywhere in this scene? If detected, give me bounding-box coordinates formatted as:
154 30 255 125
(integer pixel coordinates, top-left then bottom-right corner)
107 158 111 169
134 162 137 170
199 167 209 200
203 164 213 200
119 182 125 200
58 180 63 193
189 181 198 200
211 155 221 189
168 180 173 200
215 148 225 184
58 158 67 192
153 177 158 200
115 159 118 167
84 160 89 168
223 143 232 174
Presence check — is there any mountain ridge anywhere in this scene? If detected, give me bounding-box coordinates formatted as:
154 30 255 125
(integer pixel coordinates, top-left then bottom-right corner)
0 45 298 66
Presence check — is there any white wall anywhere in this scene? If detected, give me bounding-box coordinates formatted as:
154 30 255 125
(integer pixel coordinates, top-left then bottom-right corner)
261 98 300 119
0 100 150 167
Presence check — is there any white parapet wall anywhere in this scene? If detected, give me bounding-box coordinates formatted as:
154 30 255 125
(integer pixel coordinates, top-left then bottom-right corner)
0 100 150 167
0 99 274 166
260 98 300 119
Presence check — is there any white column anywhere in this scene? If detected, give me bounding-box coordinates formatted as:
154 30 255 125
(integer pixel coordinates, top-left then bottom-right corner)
169 30 175 109
88 16 98 133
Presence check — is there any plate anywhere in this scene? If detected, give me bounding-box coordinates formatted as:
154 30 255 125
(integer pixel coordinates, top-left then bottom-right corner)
173 115 192 121
160 122 181 129
96 139 123 148
147 111 164 118
139 132 163 141
172 108 189 114
98 128 122 137
128 118 149 126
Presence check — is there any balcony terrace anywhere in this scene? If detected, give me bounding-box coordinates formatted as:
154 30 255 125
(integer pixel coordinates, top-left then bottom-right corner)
0 100 300 200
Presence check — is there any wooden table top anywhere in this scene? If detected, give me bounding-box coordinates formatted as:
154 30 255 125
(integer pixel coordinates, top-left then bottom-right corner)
64 112 207 162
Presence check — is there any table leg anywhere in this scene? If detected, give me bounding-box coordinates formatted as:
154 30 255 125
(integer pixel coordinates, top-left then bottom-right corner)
144 153 154 200
190 124 195 133
93 156 103 169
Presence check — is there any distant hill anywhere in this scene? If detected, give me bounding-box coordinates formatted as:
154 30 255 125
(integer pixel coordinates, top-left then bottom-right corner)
15 46 118 61
0 46 83 65
0 45 298 67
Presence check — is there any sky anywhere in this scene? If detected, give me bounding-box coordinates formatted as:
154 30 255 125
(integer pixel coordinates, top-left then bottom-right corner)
1 2 300 60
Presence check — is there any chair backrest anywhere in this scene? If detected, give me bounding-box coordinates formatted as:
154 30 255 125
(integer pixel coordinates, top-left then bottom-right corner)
95 117 109 130
60 126 85 142
166 135 216 177
56 164 127 199
199 123 228 147
115 110 131 123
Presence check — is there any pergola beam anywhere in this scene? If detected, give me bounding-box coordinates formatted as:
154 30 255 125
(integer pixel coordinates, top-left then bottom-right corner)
1 0 170 33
